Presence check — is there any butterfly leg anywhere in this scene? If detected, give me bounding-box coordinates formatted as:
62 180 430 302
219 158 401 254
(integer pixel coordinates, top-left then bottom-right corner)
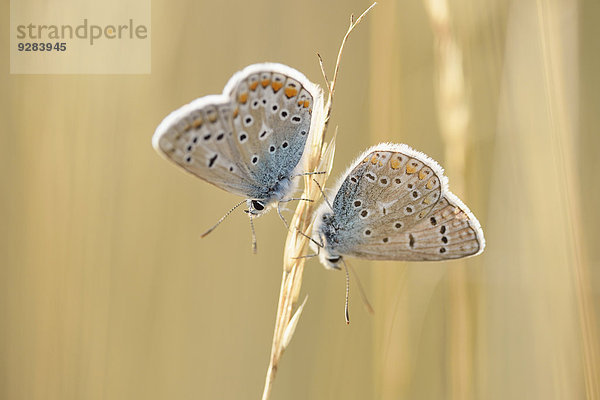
277 199 323 250
292 171 327 178
312 178 334 212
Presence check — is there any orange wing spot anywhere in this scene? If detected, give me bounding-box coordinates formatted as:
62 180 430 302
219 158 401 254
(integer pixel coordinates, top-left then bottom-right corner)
370 155 378 164
272 81 283 92
249 81 259 91
233 107 239 118
261 79 271 87
238 92 248 104
183 124 191 132
303 100 310 108
208 113 218 123
423 197 432 205
390 157 402 169
284 86 298 98
426 179 435 189
418 170 428 180
418 211 427 218
363 157 369 163
406 164 417 174
192 118 203 129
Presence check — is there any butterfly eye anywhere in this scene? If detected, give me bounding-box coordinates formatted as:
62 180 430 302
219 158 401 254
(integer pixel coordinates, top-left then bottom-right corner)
327 256 340 264
251 200 265 211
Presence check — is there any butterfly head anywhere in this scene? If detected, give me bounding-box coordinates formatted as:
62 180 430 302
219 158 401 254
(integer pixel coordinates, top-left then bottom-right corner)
311 208 343 270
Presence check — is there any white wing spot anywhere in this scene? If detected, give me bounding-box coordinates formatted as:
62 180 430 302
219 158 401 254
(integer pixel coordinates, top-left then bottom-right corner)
365 172 377 182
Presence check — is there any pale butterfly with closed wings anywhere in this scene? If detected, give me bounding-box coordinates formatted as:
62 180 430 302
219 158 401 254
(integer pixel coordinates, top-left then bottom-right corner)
153 63 324 250
311 143 485 270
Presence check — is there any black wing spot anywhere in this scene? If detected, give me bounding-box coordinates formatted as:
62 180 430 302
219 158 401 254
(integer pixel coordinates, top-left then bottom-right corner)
382 237 389 243
409 234 415 248
203 134 211 141
269 145 276 153
216 132 224 141
440 225 446 234
440 247 446 253
441 236 448 244
208 154 218 168
282 141 289 149
430 217 437 226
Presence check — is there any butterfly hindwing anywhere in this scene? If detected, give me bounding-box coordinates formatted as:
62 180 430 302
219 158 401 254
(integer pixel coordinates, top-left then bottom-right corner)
315 143 485 264
228 69 315 195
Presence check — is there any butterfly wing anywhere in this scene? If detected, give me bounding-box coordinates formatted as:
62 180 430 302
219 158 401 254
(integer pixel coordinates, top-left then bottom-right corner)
152 63 321 201
327 143 485 261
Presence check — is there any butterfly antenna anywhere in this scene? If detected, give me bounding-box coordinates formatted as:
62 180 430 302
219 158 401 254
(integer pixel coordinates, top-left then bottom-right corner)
249 213 257 254
277 199 323 249
200 199 247 238
342 259 351 325
312 178 334 213
345 259 374 315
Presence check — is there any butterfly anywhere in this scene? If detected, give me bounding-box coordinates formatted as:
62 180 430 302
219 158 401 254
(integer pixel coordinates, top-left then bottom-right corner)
311 143 485 269
152 63 324 250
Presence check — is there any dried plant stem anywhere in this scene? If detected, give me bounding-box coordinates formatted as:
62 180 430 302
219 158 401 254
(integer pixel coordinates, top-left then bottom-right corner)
423 0 473 399
260 4 376 400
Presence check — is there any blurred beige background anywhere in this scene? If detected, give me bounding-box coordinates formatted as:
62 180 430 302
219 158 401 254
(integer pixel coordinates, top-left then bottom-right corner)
1 0 599 399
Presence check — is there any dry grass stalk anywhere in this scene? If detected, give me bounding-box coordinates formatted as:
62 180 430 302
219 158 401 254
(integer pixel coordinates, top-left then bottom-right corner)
260 4 376 400
423 0 473 399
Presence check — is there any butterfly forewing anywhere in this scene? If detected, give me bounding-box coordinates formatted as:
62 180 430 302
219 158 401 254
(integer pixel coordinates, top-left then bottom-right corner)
153 63 319 203
329 145 484 261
